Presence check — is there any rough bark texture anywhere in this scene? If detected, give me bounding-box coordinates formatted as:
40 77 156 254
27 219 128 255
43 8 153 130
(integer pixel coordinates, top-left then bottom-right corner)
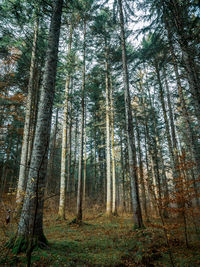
15 0 63 250
16 14 39 210
118 0 143 228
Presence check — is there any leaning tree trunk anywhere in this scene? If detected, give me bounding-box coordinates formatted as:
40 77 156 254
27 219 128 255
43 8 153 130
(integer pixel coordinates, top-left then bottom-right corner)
16 13 39 211
118 0 143 228
12 0 63 252
167 30 200 198
154 61 181 193
76 19 86 223
163 12 200 122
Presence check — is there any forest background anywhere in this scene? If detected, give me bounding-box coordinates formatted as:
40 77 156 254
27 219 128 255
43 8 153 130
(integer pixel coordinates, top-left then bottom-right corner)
0 0 200 266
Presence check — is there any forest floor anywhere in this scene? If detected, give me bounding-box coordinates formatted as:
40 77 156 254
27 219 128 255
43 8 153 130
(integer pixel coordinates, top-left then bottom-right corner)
0 200 200 266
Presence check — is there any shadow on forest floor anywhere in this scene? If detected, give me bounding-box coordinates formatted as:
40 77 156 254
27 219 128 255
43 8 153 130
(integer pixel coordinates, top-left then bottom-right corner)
1 213 200 266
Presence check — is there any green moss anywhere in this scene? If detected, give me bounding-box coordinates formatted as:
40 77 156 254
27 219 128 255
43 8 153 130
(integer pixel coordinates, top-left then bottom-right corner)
6 232 48 254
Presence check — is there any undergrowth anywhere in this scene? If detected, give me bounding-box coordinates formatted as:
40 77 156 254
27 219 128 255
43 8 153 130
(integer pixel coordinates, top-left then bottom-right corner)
0 210 200 266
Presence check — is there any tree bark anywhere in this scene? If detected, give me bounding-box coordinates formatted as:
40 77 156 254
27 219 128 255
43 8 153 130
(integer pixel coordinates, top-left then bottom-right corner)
14 0 63 251
16 13 39 210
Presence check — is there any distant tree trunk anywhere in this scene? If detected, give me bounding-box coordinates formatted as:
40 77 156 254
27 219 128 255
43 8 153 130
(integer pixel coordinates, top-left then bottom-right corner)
76 19 86 223
105 40 112 216
110 74 117 215
134 113 148 220
144 128 157 217
72 116 78 196
166 4 200 121
16 13 39 211
83 117 87 205
141 77 162 210
168 33 200 197
67 94 73 194
118 0 143 228
46 108 59 194
120 129 126 213
58 23 73 220
13 0 63 251
26 68 40 178
0 137 11 196
154 61 181 202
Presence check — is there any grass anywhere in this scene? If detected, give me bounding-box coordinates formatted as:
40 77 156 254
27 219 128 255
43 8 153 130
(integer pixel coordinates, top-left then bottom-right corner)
0 207 200 266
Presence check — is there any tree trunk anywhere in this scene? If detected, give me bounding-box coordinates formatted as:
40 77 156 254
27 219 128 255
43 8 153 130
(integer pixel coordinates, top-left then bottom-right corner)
16 13 39 210
105 40 112 216
46 108 59 194
118 0 143 228
134 113 148 220
110 74 117 215
67 93 73 194
83 116 87 205
154 62 183 208
120 129 126 213
13 0 63 251
72 116 78 196
163 2 200 121
76 19 86 223
168 33 200 201
58 23 73 219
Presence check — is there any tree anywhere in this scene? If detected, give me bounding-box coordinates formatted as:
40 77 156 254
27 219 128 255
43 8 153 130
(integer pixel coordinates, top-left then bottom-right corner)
117 0 143 228
58 21 74 220
16 5 40 213
10 0 63 252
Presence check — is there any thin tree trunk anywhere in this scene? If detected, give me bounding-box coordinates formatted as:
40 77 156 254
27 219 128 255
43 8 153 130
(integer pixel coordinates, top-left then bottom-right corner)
118 0 143 228
168 34 200 200
46 108 59 194
58 23 73 219
105 40 111 216
120 130 126 213
110 74 117 215
72 116 78 196
83 117 87 205
16 13 39 210
76 19 86 223
67 88 73 194
134 114 148 220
